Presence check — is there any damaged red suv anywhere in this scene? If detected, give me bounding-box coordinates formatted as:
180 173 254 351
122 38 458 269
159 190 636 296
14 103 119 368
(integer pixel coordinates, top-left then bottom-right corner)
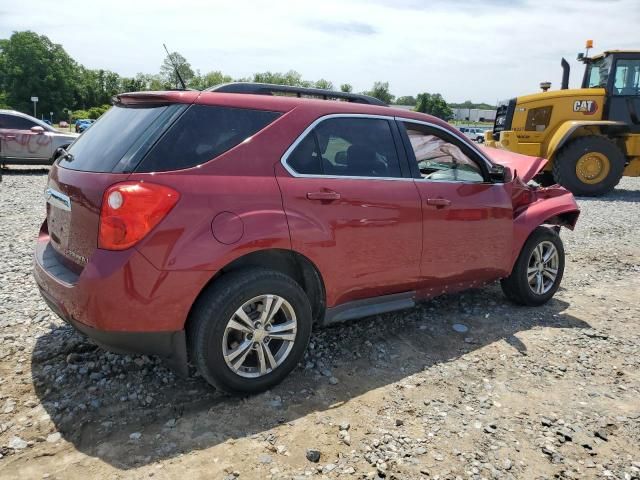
34 83 579 394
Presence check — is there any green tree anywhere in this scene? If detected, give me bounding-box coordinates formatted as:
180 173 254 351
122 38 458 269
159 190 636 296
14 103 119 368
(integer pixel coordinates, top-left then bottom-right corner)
74 68 121 109
395 95 416 106
0 31 77 119
127 73 166 92
189 70 232 90
252 70 312 87
415 93 453 120
120 74 149 93
0 91 11 109
160 51 195 89
340 83 353 93
71 109 89 121
365 81 394 104
87 104 111 119
314 78 334 90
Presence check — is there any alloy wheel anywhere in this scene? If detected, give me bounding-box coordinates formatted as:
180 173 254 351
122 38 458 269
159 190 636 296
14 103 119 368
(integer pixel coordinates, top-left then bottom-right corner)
222 294 297 378
527 241 559 295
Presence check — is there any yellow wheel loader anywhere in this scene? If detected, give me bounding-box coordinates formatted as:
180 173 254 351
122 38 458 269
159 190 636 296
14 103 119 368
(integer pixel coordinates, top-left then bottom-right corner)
485 42 640 196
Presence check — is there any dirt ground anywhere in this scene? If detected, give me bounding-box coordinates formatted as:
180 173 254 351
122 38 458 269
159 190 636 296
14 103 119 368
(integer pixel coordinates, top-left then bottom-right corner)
0 168 638 479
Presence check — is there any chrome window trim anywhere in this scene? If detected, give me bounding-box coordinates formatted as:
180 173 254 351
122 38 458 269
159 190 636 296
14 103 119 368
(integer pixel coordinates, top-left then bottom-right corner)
280 113 413 181
280 113 498 183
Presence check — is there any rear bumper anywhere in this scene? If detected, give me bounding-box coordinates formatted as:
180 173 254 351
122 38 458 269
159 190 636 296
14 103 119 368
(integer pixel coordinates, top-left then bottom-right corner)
38 286 188 375
33 229 212 375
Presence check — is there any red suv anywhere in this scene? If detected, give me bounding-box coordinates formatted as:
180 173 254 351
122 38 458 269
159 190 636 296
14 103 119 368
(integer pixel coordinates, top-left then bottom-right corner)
34 83 580 394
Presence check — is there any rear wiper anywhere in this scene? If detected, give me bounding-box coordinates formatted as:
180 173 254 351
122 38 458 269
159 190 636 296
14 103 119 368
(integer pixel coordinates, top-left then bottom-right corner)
56 147 74 162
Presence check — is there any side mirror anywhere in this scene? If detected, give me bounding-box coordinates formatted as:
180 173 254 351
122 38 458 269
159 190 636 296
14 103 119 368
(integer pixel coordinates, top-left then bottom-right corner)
30 126 45 134
488 164 512 183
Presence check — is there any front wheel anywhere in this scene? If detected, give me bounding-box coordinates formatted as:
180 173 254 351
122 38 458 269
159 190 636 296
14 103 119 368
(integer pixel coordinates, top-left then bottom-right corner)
501 227 565 306
188 268 312 394
552 135 625 196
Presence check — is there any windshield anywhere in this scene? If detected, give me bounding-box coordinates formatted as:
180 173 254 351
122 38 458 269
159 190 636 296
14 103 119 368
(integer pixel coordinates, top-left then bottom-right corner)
59 104 186 173
584 56 612 88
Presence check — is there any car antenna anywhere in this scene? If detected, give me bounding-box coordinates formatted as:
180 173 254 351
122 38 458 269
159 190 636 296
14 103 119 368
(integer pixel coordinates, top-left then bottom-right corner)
163 43 187 90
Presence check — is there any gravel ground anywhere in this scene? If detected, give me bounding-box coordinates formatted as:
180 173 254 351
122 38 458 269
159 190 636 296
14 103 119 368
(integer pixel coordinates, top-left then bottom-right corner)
0 167 639 480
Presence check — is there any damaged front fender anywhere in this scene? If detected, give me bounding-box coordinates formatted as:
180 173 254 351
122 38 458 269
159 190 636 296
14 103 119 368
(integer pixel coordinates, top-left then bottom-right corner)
509 184 580 269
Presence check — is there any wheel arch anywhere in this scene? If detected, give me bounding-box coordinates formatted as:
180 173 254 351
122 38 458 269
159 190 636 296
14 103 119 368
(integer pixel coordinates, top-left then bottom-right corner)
184 248 326 338
544 120 626 160
510 192 580 271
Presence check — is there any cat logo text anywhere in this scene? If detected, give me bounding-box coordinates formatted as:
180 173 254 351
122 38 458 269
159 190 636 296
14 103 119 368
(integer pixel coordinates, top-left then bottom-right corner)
573 100 598 115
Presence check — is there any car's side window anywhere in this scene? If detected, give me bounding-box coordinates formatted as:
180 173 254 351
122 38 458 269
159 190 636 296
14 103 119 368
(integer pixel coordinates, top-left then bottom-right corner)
2 115 37 130
403 123 485 183
287 132 323 175
286 117 402 178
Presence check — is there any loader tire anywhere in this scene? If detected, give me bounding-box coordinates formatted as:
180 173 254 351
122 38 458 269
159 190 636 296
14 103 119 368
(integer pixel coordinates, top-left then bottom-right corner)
552 135 625 196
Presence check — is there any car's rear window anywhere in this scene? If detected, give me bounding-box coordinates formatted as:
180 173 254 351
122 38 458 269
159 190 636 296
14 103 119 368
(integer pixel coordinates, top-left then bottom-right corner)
135 105 281 172
59 104 185 173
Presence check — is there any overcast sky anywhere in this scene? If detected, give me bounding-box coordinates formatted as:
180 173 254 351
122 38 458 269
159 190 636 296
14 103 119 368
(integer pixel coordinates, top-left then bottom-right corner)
1 0 638 103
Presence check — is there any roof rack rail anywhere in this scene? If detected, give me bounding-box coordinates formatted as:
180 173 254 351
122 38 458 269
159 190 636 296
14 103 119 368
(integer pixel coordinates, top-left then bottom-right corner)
207 82 388 106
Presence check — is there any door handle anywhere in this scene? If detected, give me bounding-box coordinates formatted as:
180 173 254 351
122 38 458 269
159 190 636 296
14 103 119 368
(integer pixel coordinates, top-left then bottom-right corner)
306 191 341 201
426 198 451 208
5 135 16 139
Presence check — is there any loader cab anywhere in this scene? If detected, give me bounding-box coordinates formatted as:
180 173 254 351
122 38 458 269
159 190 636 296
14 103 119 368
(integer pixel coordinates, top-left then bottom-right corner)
581 51 640 132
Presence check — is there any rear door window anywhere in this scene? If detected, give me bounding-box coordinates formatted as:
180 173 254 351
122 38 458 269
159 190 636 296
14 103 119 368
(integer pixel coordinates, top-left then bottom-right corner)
286 117 402 178
137 105 281 172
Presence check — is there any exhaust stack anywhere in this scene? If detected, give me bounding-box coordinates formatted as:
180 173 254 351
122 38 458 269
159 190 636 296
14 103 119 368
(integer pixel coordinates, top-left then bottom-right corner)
561 57 570 90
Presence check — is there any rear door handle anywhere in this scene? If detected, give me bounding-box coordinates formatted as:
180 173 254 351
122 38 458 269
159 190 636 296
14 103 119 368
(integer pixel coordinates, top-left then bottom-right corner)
306 191 341 201
5 135 16 139
426 198 451 208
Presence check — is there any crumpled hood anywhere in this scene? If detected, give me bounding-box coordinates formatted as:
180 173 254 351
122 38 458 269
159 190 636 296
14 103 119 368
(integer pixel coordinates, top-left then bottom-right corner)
480 146 547 182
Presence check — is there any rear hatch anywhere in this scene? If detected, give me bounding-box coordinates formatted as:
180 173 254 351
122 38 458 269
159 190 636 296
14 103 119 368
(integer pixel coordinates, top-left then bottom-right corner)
46 97 192 271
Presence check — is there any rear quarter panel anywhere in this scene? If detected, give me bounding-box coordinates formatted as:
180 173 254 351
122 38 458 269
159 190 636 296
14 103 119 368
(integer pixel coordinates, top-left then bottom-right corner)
129 109 307 273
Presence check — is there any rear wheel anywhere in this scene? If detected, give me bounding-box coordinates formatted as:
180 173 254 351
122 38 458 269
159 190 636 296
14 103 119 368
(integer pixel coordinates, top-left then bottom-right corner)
188 268 312 394
552 135 625 196
501 227 565 306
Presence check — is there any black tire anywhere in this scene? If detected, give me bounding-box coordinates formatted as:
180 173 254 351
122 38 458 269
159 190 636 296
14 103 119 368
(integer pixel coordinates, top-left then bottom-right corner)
501 226 565 306
552 135 625 196
188 268 312 394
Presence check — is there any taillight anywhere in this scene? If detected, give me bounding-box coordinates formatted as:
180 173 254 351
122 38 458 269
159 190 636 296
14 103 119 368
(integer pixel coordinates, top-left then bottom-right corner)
98 182 180 250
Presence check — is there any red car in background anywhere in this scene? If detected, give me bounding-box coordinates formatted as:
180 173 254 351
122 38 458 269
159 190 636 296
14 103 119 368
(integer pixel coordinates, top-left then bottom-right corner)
33 83 579 394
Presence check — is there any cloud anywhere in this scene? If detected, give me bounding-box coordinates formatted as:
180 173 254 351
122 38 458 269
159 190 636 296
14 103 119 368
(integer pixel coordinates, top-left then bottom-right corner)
306 20 378 36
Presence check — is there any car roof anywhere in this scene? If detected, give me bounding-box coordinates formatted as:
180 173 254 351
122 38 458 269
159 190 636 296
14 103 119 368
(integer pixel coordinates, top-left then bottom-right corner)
117 90 455 132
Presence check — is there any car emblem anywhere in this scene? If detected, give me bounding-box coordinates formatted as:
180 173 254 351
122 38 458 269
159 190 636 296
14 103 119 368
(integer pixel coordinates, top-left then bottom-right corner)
65 249 88 265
